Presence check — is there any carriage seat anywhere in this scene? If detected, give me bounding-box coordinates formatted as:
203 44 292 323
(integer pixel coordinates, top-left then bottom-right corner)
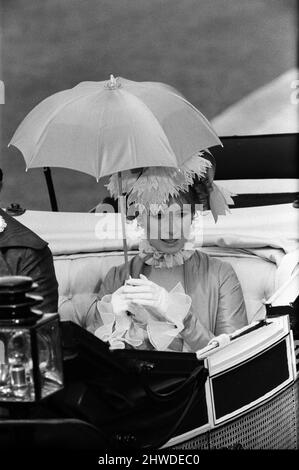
54 249 274 324
54 244 297 325
17 205 298 325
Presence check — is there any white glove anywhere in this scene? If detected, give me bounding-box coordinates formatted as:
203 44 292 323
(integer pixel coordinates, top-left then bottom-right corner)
110 285 134 316
123 274 170 321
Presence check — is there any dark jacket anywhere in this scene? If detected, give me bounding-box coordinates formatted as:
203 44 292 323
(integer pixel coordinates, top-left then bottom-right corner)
0 208 58 313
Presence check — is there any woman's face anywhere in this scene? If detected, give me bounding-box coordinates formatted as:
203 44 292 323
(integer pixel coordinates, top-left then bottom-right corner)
143 197 193 253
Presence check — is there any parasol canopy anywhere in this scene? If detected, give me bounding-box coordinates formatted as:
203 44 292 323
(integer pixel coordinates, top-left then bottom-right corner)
9 75 222 180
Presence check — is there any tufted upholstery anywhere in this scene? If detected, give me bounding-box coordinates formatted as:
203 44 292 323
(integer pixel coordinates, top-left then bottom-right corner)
55 248 278 324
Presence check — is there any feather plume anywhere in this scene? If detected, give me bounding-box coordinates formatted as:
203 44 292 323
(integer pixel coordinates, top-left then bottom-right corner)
105 150 236 223
209 182 235 222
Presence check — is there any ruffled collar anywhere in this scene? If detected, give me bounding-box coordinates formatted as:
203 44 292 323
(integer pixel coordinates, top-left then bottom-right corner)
138 239 194 269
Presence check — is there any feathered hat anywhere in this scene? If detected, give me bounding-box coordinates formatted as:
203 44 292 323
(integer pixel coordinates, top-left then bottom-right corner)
106 148 234 222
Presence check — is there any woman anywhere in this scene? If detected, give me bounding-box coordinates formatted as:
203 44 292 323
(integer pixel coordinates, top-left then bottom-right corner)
83 151 248 352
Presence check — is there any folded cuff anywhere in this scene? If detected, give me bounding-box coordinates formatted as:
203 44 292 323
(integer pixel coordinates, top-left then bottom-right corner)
164 291 192 330
95 296 143 348
147 283 192 350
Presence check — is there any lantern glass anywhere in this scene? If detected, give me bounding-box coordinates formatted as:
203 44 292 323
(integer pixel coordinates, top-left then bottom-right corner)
36 314 63 400
0 314 63 402
0 276 64 403
1 328 34 400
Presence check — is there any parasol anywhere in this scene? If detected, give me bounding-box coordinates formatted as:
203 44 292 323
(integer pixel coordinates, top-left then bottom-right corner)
9 75 222 276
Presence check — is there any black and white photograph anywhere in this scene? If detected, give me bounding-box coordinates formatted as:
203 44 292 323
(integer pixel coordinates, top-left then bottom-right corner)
0 0 298 463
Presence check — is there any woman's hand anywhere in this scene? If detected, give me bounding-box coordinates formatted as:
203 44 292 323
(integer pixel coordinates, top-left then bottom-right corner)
123 274 170 321
111 285 134 316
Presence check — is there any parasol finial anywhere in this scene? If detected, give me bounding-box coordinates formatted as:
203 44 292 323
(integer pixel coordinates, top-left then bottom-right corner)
105 74 121 90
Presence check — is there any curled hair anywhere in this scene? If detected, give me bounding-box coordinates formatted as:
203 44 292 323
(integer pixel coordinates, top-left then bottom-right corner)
188 175 211 212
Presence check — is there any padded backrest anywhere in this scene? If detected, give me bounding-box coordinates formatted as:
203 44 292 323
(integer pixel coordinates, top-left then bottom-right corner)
15 203 297 325
55 249 277 324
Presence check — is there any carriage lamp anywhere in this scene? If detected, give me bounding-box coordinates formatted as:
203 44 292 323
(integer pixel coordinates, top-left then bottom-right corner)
0 276 63 402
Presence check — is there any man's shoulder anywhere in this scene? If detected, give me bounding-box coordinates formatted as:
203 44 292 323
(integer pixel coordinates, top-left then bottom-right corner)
0 208 47 250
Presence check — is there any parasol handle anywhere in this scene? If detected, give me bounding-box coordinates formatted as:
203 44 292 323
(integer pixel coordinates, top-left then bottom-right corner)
118 172 129 279
43 167 59 212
